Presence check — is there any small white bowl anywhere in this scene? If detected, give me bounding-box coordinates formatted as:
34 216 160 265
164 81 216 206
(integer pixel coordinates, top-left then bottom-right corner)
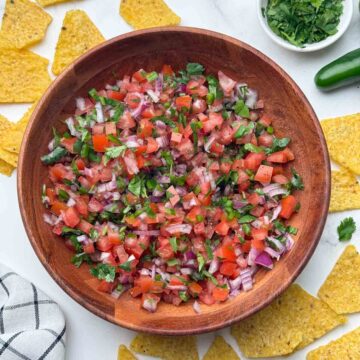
257 0 353 52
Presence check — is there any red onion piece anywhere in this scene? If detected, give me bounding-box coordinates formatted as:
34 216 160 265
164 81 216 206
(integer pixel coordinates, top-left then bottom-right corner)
208 258 219 274
264 246 280 260
255 251 274 269
165 224 192 234
133 230 160 237
193 300 201 314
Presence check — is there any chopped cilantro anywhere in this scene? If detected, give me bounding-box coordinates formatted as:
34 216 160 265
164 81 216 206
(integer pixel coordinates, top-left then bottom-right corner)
90 264 116 282
337 217 356 242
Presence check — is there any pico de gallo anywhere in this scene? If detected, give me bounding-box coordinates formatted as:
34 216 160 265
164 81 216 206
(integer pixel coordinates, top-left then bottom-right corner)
41 63 304 313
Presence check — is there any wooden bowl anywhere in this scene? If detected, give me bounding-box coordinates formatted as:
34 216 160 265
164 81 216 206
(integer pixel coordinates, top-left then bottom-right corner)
17 27 330 335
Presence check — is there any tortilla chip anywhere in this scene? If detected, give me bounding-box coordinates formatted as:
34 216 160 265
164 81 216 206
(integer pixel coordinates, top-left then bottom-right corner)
231 284 346 358
0 33 14 49
0 49 51 103
330 168 360 212
118 345 137 360
307 327 360 360
130 333 198 360
318 245 360 314
52 10 105 76
36 0 78 6
1 103 36 154
203 336 240 360
1 0 52 49
0 158 15 176
120 0 180 30
321 114 360 175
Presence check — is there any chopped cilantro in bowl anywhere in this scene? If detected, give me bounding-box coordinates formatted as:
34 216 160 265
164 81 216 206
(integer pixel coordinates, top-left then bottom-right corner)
258 0 352 52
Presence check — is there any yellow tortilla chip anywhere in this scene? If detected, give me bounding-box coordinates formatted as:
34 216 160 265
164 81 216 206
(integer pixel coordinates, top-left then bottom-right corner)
0 33 14 49
203 336 240 360
0 49 51 103
330 168 360 212
231 284 346 358
118 345 137 360
321 114 360 175
130 333 198 360
1 103 36 154
307 327 360 360
0 114 18 168
318 245 360 314
0 158 15 176
36 0 79 6
1 0 52 49
120 0 181 30
52 10 105 76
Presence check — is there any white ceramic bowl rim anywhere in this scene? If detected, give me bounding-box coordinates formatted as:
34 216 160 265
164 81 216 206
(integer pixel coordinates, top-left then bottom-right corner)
257 0 353 53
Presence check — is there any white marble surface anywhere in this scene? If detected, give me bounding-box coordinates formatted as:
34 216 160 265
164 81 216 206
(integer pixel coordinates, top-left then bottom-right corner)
0 0 359 359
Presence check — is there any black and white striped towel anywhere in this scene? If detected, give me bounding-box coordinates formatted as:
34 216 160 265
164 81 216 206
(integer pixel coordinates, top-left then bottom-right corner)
0 264 66 360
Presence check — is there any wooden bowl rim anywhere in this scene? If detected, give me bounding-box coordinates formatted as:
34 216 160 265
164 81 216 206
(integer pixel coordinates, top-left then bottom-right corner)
17 26 330 335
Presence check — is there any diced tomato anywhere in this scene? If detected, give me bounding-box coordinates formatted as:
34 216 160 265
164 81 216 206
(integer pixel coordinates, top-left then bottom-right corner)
244 152 265 170
162 64 174 76
50 201 68 216
272 174 289 184
118 111 136 129
202 112 223 133
146 137 159 153
251 228 268 241
61 137 77 153
212 287 229 302
215 221 229 236
199 292 215 305
92 134 109 152
62 207 80 228
218 71 236 95
210 142 224 155
171 132 183 144
107 90 126 101
175 95 192 110
252 239 265 251
75 197 88 217
83 242 95 254
189 282 203 296
254 165 273 183
280 195 297 219
258 114 272 127
77 220 93 234
177 138 194 160
49 164 71 182
138 118 154 138
194 222 205 235
124 92 142 109
108 230 121 245
132 69 146 82
216 243 236 262
97 280 114 293
105 122 117 135
220 262 237 276
220 161 232 174
186 206 205 223
96 236 113 252
267 150 289 163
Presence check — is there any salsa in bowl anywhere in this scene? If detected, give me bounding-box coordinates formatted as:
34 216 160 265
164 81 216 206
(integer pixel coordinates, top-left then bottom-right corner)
18 28 329 334
41 63 303 313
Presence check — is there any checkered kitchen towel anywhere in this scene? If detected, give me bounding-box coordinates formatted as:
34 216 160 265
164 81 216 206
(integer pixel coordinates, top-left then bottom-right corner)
0 264 66 360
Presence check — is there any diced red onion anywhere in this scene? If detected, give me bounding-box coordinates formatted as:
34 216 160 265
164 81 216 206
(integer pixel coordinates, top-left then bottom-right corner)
100 252 111 261
156 175 171 184
204 134 217 153
232 199 248 209
43 213 58 226
258 195 266 205
255 251 273 269
147 89 159 103
124 155 139 175
76 97 86 111
251 219 263 229
263 183 282 194
48 139 55 152
65 117 81 137
175 186 187 196
77 235 88 243
111 284 129 299
208 258 219 274
240 269 253 292
180 268 193 275
133 230 160 236
167 285 188 291
264 246 281 260
184 251 196 261
271 205 282 222
230 289 241 298
155 75 163 94
229 275 242 290
234 246 242 257
151 265 156 279
285 233 294 251
193 300 201 314
139 268 151 276
165 224 192 234
266 236 285 253
245 88 258 109
176 84 186 93
156 135 169 148
247 248 260 266
142 298 158 313
95 102 104 123
268 187 287 198
66 198 76 207
130 94 146 118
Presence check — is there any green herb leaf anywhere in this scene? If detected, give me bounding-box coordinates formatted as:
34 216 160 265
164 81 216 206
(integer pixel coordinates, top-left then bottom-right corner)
234 122 255 139
265 137 290 155
337 217 356 242
119 259 133 272
128 175 147 198
244 143 263 153
233 99 250 118
186 63 205 75
71 253 92 268
290 168 304 190
197 253 205 272
239 215 256 224
90 264 116 282
169 237 178 252
105 145 127 159
58 189 70 202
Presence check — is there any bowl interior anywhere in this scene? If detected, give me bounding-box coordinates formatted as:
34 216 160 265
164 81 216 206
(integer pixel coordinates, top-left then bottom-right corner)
257 0 353 52
18 28 330 334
